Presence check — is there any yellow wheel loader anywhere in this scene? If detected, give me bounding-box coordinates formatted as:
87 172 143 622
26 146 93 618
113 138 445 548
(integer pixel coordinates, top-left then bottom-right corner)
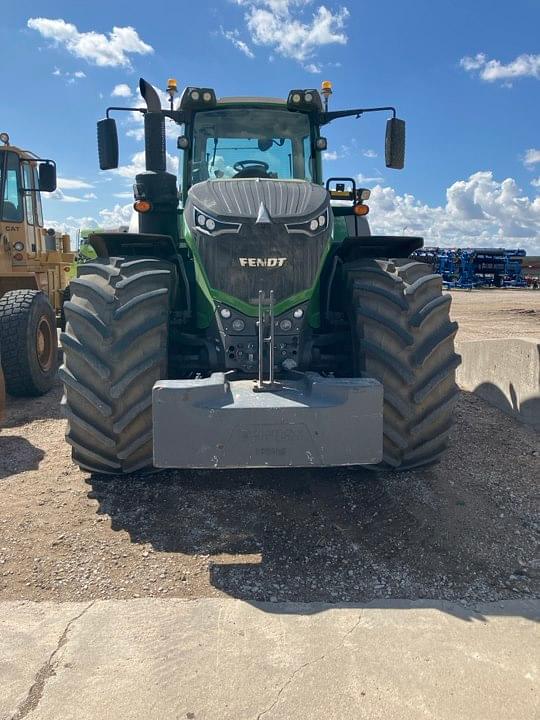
0 132 74 397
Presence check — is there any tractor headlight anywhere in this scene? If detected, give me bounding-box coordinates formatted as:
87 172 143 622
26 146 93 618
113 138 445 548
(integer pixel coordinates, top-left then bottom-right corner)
180 87 217 110
286 89 323 112
286 209 329 236
193 207 241 236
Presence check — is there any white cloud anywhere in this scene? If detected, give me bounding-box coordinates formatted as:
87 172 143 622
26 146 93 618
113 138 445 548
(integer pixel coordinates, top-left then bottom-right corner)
51 67 86 83
43 188 87 203
460 53 486 72
220 27 255 58
99 203 134 227
235 1 349 66
304 62 321 73
114 150 178 179
57 177 94 190
362 149 377 158
460 52 540 83
368 171 540 254
531 178 540 188
357 172 384 184
83 192 97 199
323 150 338 160
43 216 100 236
113 191 134 198
27 17 153 68
523 148 540 167
112 83 132 97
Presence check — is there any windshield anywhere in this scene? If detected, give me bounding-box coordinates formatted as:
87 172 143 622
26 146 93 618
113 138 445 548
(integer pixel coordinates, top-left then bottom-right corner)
0 150 24 222
190 107 313 186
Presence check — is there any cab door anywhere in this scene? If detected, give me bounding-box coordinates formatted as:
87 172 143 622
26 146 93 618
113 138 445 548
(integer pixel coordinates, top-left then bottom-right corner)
21 161 42 254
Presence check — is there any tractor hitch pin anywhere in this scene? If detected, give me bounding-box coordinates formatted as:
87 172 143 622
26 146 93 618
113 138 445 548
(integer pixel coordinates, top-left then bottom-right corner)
257 289 264 389
254 289 276 391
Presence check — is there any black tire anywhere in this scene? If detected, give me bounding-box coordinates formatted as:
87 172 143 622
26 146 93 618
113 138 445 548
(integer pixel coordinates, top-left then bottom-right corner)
0 343 5 427
60 257 173 475
344 259 460 470
0 290 58 396
60 284 71 331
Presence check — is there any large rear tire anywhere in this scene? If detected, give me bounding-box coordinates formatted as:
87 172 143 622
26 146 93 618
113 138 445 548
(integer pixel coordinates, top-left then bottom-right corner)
0 289 58 396
344 259 460 470
60 257 173 475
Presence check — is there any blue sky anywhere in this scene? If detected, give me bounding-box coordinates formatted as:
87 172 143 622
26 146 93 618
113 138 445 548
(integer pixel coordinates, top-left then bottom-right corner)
2 0 539 251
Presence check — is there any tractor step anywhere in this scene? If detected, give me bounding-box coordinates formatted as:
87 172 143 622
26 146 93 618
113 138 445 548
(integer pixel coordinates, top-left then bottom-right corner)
152 372 383 469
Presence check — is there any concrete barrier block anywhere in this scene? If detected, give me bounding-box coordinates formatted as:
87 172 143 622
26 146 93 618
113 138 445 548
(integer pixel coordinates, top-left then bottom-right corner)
457 337 540 431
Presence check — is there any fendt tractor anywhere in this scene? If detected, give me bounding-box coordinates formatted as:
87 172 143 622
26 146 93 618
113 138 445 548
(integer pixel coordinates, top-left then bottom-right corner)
0 132 74 409
61 79 460 475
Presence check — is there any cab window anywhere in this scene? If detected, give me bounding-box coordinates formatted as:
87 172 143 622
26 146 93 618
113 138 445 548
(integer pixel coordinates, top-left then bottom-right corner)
190 108 313 185
0 151 23 222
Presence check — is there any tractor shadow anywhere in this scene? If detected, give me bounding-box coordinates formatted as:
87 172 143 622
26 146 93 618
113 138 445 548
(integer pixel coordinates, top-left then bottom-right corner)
87 392 539 619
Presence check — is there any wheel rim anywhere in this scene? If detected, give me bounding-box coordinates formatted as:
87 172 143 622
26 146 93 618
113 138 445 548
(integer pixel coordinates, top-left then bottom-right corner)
36 317 54 373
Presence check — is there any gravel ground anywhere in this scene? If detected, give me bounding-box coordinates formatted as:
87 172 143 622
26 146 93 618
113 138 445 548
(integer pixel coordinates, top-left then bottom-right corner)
0 290 538 606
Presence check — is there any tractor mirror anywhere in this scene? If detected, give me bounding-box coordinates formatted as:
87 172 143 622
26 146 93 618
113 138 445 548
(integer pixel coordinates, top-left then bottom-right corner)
385 117 405 169
38 162 57 192
97 118 119 170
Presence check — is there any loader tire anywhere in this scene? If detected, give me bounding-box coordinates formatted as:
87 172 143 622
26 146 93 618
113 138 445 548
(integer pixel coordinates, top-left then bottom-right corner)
345 259 460 470
60 257 173 475
0 289 58 396
0 344 5 428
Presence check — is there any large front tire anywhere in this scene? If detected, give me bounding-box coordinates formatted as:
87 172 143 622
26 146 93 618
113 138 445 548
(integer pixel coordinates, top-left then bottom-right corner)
345 259 460 470
0 289 58 396
61 257 173 475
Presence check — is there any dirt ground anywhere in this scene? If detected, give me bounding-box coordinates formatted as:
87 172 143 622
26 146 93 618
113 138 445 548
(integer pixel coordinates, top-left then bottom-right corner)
0 289 538 605
449 288 540 341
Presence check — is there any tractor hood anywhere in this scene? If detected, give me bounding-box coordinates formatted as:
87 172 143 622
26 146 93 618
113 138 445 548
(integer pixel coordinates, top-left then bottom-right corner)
187 178 328 221
185 179 332 308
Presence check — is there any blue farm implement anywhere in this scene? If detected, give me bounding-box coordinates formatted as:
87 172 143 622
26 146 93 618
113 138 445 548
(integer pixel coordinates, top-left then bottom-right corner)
414 247 527 288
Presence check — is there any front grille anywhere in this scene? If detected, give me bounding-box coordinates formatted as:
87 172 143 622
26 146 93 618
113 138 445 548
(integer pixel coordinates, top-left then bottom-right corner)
195 223 328 304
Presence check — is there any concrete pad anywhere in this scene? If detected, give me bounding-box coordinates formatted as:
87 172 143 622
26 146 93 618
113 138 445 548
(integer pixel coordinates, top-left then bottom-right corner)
1 598 538 720
0 601 88 720
457 337 540 430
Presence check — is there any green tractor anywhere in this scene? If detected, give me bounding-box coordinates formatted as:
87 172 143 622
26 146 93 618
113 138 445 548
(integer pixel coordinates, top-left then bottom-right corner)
60 79 459 475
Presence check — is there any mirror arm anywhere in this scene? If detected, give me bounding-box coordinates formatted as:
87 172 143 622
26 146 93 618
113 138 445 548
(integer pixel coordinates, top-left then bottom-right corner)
105 106 146 119
105 106 186 124
319 105 396 125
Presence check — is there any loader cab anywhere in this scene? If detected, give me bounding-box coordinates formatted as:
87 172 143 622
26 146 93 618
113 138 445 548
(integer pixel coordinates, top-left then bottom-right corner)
0 138 57 273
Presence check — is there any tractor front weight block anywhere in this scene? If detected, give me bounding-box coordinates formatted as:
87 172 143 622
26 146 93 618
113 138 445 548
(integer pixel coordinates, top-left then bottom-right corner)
152 373 383 469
